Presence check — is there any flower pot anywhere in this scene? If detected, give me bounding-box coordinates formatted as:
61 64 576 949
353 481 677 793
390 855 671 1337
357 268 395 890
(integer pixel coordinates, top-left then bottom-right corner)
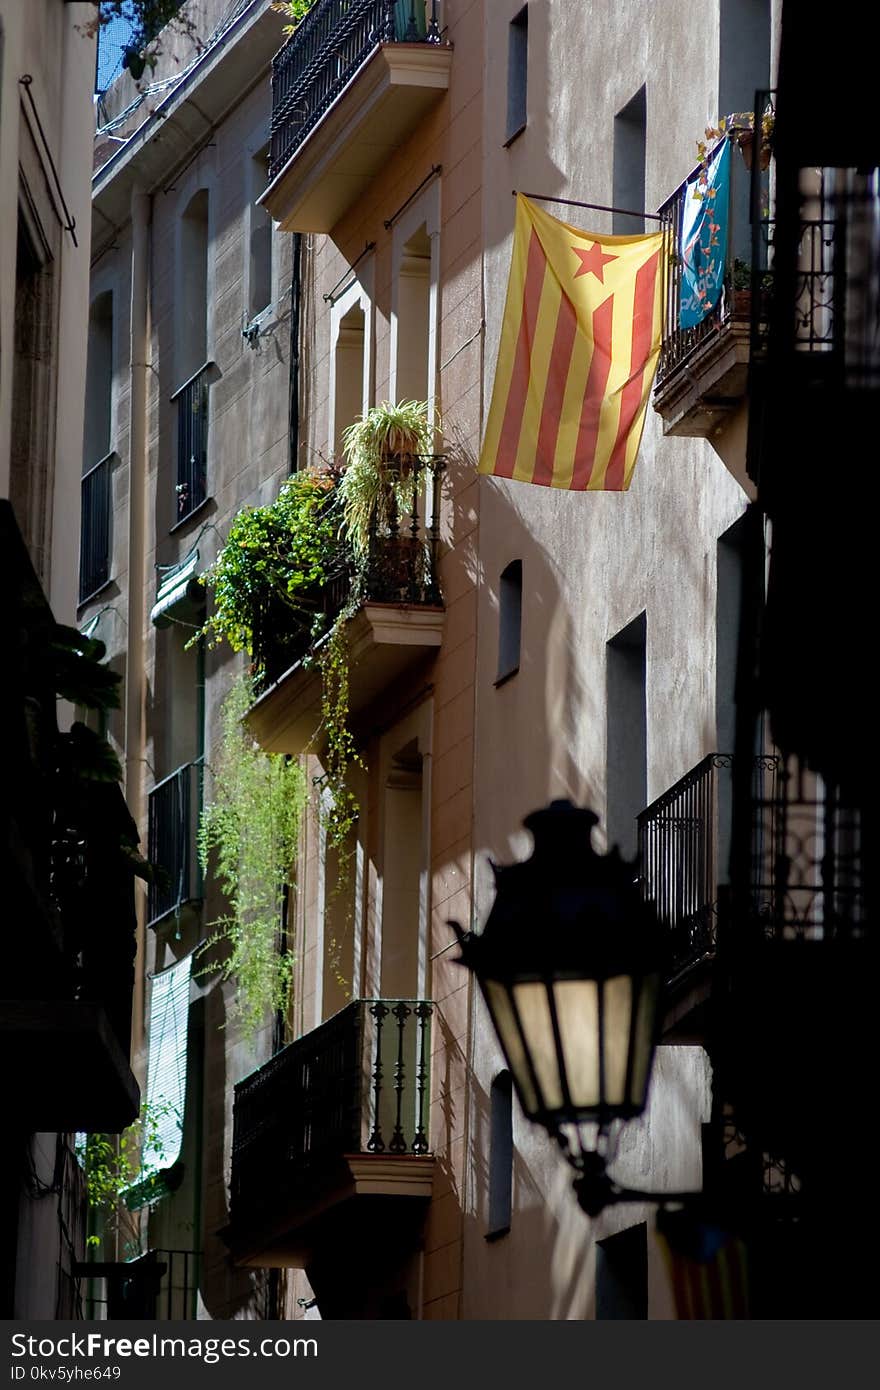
736 129 771 172
733 289 752 318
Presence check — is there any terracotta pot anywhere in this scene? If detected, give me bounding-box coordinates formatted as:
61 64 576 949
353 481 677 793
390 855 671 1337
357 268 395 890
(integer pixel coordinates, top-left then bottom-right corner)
736 129 772 172
733 289 751 318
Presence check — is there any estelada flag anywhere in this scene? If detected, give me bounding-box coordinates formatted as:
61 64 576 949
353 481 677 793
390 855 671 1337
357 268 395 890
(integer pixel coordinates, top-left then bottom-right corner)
479 195 666 491
655 1208 750 1319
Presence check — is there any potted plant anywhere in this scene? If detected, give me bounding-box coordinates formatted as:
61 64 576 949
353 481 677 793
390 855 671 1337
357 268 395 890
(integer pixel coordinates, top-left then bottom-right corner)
339 400 435 558
195 464 342 685
695 103 775 195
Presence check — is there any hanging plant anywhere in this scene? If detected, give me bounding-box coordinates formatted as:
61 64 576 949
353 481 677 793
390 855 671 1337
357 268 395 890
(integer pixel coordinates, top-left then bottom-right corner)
694 104 775 199
198 679 308 1040
194 465 342 682
79 1096 180 1251
339 400 435 557
316 610 364 856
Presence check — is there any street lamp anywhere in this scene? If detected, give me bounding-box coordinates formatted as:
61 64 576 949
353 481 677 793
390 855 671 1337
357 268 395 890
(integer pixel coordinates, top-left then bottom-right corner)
452 799 694 1216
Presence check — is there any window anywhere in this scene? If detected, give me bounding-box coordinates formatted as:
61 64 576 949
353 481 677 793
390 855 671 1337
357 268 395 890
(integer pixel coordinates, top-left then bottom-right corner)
394 224 431 404
613 86 647 234
80 293 114 603
332 300 366 455
719 0 770 261
10 205 55 581
606 612 647 859
506 7 528 144
179 189 208 383
487 1071 513 1238
175 189 210 521
496 560 522 683
596 1223 648 1319
248 151 272 320
83 291 113 470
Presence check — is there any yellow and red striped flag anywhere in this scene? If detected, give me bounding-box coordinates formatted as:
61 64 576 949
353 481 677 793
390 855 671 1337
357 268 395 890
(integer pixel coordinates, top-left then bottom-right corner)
479 195 666 491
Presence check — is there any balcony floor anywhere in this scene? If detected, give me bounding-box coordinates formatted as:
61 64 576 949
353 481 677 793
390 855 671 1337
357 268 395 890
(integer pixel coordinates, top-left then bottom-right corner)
246 602 444 754
228 1153 434 1269
264 42 452 233
653 314 751 436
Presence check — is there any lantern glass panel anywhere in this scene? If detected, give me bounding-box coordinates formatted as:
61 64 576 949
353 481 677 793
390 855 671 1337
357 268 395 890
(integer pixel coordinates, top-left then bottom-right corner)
628 972 660 1109
512 980 564 1111
552 978 600 1111
602 974 634 1107
485 979 540 1115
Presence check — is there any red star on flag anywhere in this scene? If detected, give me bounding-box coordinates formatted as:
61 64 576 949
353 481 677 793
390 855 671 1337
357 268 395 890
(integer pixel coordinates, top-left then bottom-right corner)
572 241 618 283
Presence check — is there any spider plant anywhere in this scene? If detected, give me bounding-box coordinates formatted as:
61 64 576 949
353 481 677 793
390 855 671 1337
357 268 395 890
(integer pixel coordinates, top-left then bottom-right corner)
339 400 435 557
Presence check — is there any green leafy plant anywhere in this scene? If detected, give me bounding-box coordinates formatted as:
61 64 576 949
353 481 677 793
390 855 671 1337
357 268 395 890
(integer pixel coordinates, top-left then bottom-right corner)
80 1097 180 1241
198 679 308 1040
340 400 435 557
270 1 317 35
195 465 342 679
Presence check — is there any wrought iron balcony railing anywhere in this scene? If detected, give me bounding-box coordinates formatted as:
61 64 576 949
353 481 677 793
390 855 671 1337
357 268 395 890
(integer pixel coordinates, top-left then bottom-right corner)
147 759 203 926
251 456 445 691
79 452 113 604
80 1249 201 1321
231 997 433 1226
656 137 761 390
269 0 442 179
638 753 735 982
171 365 210 524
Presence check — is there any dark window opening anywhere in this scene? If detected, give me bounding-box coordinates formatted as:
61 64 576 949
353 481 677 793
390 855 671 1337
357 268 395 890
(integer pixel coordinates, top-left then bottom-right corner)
487 1071 513 1239
613 86 647 234
506 7 528 144
496 560 522 684
596 1223 648 1319
606 611 647 860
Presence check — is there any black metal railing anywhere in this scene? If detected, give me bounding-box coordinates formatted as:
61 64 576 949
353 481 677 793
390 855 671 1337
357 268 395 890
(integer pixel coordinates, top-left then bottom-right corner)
269 0 442 179
638 753 734 980
252 456 445 691
79 453 113 603
231 997 433 1224
747 752 865 941
82 1249 201 1321
172 365 210 523
656 132 764 388
147 759 203 926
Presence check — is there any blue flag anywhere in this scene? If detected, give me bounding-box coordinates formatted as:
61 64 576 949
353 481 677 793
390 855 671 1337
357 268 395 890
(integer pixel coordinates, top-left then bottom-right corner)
679 139 730 328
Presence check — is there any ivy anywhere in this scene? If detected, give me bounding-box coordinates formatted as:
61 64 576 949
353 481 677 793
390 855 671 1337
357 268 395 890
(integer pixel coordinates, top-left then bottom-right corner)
198 679 308 1040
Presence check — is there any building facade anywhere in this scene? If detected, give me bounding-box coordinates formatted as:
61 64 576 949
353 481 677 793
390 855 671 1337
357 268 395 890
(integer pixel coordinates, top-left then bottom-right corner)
1 0 141 1320
74 0 872 1322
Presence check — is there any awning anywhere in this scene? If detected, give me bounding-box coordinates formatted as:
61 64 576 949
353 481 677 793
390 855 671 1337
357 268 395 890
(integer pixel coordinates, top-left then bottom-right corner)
151 546 204 628
125 951 193 1210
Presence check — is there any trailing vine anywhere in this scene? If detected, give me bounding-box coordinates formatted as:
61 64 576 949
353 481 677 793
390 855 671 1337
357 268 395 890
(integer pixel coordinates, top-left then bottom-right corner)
198 679 308 1040
316 610 363 855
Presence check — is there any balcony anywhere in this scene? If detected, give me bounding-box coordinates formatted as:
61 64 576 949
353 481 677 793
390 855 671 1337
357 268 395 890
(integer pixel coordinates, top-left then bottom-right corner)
79 452 113 604
638 753 735 1015
78 1248 201 1320
228 998 433 1269
147 760 204 927
2 501 140 1132
171 365 210 526
653 143 762 437
263 0 452 233
246 459 445 754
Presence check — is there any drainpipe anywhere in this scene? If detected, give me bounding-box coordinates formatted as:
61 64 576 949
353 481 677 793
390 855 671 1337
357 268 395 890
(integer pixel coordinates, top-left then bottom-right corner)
126 186 151 1057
